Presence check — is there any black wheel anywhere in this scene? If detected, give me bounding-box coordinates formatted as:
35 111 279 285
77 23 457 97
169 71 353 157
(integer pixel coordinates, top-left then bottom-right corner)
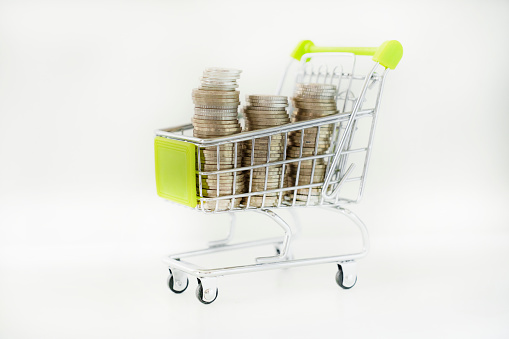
335 265 357 289
195 281 218 304
167 271 188 294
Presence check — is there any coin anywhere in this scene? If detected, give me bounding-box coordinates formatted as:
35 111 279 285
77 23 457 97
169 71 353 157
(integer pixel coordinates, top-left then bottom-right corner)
293 93 335 99
198 149 242 156
243 111 289 117
193 123 241 131
296 83 336 90
194 128 242 135
200 177 246 187
193 88 240 96
245 117 290 123
243 106 287 111
243 144 286 151
200 173 246 180
247 95 287 101
246 102 288 108
200 199 242 211
292 113 337 121
193 115 239 122
294 108 338 114
194 111 238 117
200 187 245 196
199 182 245 190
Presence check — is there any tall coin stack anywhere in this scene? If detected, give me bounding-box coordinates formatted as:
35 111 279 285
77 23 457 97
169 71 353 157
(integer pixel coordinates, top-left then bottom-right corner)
242 95 290 207
192 67 245 210
287 83 338 203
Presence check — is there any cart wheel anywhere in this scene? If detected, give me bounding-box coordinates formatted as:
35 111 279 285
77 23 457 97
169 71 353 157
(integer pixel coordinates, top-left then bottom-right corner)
335 264 357 289
167 270 188 294
196 280 218 304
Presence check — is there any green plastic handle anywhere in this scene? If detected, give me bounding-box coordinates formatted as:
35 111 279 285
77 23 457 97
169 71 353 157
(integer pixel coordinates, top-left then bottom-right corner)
291 40 403 70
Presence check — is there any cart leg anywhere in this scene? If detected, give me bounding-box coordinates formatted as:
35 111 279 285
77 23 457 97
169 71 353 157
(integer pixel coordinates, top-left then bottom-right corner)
330 206 370 254
208 213 236 248
254 209 293 263
196 277 218 304
288 209 302 239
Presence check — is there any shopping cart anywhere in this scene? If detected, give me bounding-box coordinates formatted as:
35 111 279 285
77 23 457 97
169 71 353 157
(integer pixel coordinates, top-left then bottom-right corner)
154 40 402 304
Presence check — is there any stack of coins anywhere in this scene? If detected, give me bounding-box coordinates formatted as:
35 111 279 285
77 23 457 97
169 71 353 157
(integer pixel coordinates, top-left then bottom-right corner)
242 95 290 207
192 67 245 210
287 83 338 202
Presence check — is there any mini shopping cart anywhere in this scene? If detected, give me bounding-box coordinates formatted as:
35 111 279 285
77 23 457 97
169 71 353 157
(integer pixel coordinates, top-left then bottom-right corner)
154 40 403 304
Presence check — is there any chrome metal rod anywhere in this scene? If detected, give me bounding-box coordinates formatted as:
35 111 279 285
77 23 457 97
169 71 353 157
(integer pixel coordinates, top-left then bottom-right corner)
322 63 379 199
208 213 236 247
254 209 292 263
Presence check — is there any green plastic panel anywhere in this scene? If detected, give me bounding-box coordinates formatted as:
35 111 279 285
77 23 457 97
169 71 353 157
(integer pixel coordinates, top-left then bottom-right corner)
154 137 197 208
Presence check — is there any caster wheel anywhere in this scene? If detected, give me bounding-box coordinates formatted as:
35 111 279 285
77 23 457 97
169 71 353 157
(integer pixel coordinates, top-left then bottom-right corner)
167 270 188 294
196 280 218 304
335 264 357 289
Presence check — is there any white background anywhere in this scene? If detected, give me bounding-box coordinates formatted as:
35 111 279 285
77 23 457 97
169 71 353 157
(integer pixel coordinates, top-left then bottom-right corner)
1 0 508 338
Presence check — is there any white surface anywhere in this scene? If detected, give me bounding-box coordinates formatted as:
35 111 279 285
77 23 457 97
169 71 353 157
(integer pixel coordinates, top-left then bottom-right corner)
1 231 508 338
1 0 509 337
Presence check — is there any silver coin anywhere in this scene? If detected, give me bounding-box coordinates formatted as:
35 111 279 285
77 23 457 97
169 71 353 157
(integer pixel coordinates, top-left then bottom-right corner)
291 116 335 123
293 103 337 109
292 97 337 103
199 153 240 160
193 88 239 95
194 125 242 132
195 104 240 109
296 83 337 90
193 121 241 129
195 107 238 113
247 94 287 100
243 106 287 111
193 115 239 122
246 102 288 108
243 113 289 119
199 87 238 92
193 97 238 103
245 115 290 121
194 131 241 138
